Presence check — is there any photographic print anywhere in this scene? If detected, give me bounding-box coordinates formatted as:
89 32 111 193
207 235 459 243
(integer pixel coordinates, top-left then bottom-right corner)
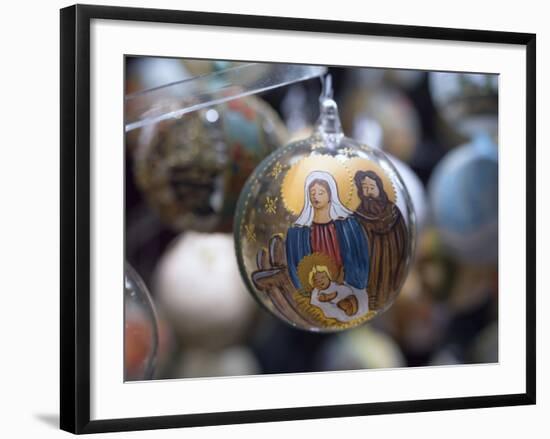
124 58 499 381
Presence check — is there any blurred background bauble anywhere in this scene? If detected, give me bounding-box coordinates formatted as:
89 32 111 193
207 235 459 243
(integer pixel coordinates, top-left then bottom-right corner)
428 134 498 264
173 346 261 379
429 72 498 141
124 263 160 381
342 85 421 162
315 325 406 371
153 232 257 351
133 95 288 233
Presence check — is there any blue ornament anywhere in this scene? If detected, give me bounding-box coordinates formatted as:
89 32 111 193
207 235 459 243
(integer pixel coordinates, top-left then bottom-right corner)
429 134 498 264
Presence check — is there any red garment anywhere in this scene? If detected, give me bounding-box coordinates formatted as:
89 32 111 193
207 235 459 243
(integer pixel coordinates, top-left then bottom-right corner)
311 222 343 269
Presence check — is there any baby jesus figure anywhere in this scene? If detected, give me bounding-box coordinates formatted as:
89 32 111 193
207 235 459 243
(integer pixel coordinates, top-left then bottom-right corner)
308 265 369 323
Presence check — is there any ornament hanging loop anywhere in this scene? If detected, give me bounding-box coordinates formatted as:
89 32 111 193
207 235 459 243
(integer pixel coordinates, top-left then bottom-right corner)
316 74 343 144
319 74 334 102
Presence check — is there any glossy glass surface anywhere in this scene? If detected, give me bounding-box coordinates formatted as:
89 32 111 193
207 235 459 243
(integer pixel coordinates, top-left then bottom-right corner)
234 98 415 332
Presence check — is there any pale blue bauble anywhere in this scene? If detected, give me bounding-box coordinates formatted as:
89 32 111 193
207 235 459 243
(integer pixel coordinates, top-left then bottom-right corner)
429 134 498 264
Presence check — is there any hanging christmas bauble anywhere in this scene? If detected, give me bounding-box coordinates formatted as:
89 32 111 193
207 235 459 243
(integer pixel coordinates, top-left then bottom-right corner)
315 325 406 371
154 232 256 349
428 134 498 264
429 72 498 140
342 86 421 162
125 57 195 155
235 85 415 332
124 263 159 380
134 95 288 232
174 346 260 379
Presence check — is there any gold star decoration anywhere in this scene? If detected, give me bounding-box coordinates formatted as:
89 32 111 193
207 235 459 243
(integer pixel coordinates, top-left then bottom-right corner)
270 161 283 179
244 224 256 243
341 147 354 157
264 196 278 215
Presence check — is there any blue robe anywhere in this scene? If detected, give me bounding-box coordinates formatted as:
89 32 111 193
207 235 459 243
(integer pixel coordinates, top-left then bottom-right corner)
286 216 370 290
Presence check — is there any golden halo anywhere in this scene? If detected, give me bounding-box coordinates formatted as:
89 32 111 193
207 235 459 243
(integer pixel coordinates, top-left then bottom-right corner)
345 157 397 209
281 155 353 215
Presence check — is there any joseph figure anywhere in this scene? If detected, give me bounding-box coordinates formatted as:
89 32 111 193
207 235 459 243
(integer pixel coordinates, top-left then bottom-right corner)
354 170 408 310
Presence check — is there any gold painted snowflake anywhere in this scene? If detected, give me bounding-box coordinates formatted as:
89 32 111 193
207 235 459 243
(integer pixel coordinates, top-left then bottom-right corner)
341 147 354 157
264 196 278 215
244 224 256 243
270 162 284 179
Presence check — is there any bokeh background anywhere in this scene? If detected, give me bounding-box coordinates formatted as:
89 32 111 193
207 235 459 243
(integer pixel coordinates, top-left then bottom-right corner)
123 57 498 381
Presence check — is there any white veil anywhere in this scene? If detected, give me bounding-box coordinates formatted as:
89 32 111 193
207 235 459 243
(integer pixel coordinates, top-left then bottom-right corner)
294 170 353 226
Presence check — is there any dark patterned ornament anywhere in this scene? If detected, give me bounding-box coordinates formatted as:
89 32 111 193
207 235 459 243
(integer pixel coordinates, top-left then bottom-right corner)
235 79 415 332
134 95 287 232
429 72 498 140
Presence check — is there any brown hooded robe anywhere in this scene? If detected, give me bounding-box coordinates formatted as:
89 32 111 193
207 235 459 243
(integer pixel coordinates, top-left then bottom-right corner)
354 171 408 310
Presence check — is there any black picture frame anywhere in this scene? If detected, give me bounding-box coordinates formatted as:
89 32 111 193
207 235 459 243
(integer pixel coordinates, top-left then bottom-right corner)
60 3 536 434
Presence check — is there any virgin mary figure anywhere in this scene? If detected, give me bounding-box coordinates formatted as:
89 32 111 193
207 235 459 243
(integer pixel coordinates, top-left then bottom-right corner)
285 170 370 292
